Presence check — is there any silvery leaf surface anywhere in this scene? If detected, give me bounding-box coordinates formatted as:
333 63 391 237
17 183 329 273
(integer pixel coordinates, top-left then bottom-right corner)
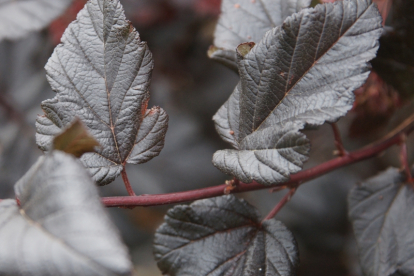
348 167 414 276
213 0 382 185
213 123 309 184
154 195 298 276
35 0 168 185
0 151 132 276
0 0 72 41
209 0 311 69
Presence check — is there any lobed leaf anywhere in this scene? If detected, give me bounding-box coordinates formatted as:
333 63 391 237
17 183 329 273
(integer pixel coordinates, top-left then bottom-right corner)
213 0 383 185
348 167 414 276
0 151 132 276
0 0 72 41
35 0 169 185
154 195 298 276
209 0 311 70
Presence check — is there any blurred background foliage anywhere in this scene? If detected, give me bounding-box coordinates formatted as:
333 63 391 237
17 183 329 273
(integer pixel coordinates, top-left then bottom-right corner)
0 0 413 275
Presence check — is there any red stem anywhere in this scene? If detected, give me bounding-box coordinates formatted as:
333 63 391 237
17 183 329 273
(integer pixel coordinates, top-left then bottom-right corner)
262 187 297 222
102 131 404 208
331 123 348 156
121 167 136 196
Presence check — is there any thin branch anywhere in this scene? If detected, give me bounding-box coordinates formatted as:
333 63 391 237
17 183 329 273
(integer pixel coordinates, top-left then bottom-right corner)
399 134 413 184
331 123 347 156
121 167 136 196
102 126 408 208
262 187 297 223
0 111 410 208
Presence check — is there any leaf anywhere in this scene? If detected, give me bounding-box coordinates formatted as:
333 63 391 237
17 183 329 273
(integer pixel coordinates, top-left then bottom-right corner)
213 0 383 185
348 167 414 276
0 0 72 41
35 0 169 185
154 195 299 276
0 151 132 275
0 30 54 198
53 118 100 157
209 0 311 70
208 45 239 72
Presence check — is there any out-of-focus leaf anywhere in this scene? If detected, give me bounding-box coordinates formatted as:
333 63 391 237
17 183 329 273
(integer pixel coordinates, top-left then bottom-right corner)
371 0 414 98
213 0 383 185
0 151 132 275
154 195 298 276
53 118 100 157
209 0 311 70
35 0 169 185
350 71 400 137
348 167 414 276
0 31 55 198
0 0 72 42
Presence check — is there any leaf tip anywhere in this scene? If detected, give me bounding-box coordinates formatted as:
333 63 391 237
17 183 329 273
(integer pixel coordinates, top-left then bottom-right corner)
207 45 219 58
236 42 255 57
53 118 100 158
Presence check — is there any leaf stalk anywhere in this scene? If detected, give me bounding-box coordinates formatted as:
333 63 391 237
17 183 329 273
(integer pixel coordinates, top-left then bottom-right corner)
261 187 297 223
331 122 348 156
121 167 136 196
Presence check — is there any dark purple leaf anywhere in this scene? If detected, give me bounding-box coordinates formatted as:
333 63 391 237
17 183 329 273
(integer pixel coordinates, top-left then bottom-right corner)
213 0 382 185
348 167 414 276
0 0 72 41
154 195 298 276
209 0 311 70
35 0 169 185
0 151 132 275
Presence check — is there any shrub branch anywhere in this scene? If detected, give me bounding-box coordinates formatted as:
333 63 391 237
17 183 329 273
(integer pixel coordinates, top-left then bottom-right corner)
102 114 414 208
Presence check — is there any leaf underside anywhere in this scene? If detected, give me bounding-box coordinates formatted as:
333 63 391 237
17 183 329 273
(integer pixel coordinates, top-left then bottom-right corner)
0 0 72 41
213 0 382 185
348 167 414 276
0 151 132 276
35 0 169 185
154 195 299 276
209 0 312 70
